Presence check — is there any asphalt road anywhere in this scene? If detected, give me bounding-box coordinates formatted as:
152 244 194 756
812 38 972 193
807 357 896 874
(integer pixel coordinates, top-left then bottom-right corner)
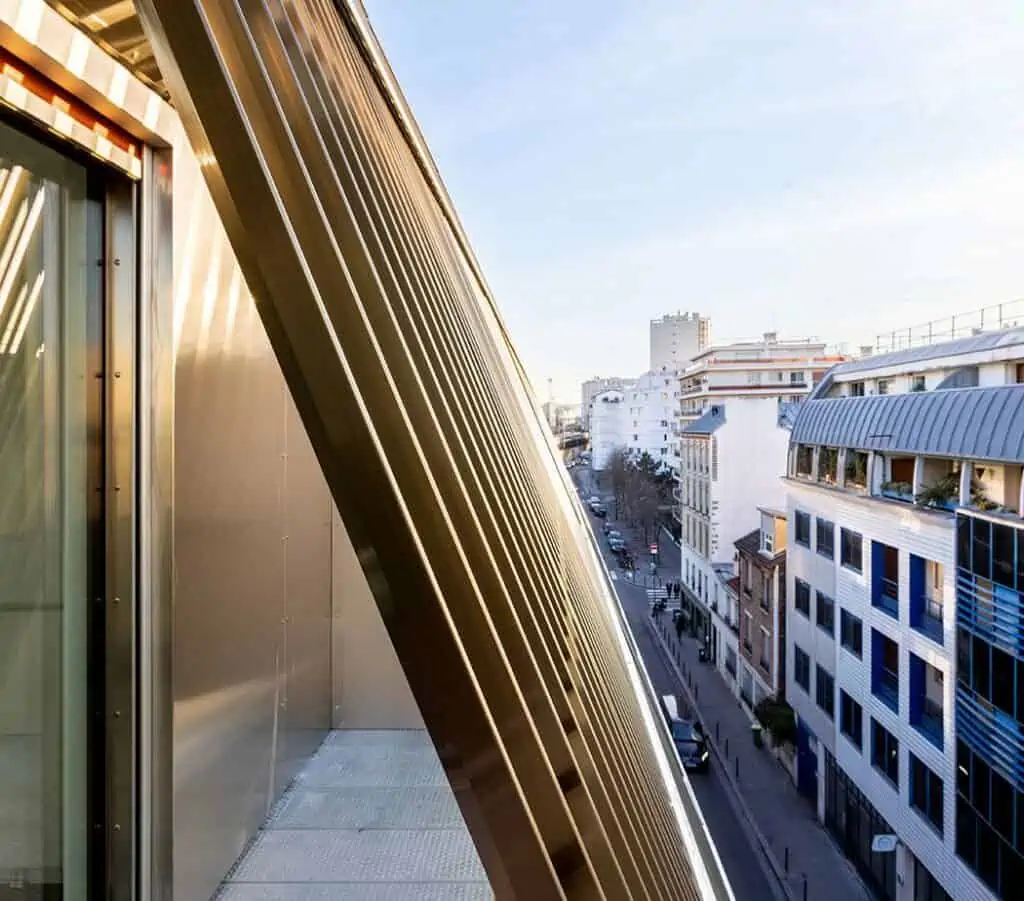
572 465 777 901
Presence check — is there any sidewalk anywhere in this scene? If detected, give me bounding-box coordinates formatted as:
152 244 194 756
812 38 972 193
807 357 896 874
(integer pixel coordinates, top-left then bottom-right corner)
649 613 871 901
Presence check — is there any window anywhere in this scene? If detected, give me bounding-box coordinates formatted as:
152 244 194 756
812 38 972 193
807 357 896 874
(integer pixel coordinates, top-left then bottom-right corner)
795 444 814 477
762 530 774 554
725 646 737 676
840 691 863 750
872 720 899 786
794 510 810 547
913 859 951 901
819 447 839 484
850 381 865 397
816 591 835 636
877 379 890 395
872 630 900 713
747 371 762 385
910 754 944 835
759 627 771 670
911 374 926 392
790 371 803 384
794 578 811 617
840 609 863 658
794 646 810 692
743 610 753 651
816 518 835 558
845 450 869 490
816 665 835 718
840 529 863 572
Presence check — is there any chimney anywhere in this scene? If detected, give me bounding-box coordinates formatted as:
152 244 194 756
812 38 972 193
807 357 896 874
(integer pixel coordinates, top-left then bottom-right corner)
859 345 873 357
763 331 778 344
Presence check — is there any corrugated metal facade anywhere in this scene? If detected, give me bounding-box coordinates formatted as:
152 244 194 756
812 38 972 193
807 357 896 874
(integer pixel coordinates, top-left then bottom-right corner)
791 386 1024 462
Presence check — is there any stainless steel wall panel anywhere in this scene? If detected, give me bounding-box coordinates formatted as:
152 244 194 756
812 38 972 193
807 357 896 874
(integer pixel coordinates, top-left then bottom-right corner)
136 1 732 899
168 130 336 901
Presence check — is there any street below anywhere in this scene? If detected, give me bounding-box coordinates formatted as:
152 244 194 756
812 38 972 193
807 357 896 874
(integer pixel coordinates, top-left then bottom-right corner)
572 464 780 901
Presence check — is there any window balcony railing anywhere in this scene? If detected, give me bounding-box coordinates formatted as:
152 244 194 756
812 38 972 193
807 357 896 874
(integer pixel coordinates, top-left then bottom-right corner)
915 697 944 749
874 577 899 618
875 668 899 712
915 597 944 643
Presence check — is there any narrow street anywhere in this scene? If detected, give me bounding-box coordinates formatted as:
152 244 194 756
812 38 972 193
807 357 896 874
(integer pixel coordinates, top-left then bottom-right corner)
573 464 779 901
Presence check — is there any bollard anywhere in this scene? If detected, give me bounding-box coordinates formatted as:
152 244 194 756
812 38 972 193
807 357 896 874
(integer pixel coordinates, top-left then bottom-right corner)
734 757 739 780
725 738 729 758
803 875 808 901
716 722 720 741
695 684 699 703
784 847 789 873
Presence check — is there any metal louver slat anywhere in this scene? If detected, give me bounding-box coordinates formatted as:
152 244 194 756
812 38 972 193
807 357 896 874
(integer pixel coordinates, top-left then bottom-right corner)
135 2 728 899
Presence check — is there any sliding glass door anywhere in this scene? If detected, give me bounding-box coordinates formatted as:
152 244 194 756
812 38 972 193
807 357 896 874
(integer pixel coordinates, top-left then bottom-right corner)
0 118 93 900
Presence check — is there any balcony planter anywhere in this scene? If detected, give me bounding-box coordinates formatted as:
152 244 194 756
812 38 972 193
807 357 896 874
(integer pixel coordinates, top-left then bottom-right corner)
751 723 763 748
880 481 913 503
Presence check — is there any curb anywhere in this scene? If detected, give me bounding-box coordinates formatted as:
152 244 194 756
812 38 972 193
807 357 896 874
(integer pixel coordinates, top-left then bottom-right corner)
647 613 796 901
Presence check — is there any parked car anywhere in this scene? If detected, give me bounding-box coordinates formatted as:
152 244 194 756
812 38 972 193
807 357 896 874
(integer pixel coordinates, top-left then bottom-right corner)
608 537 626 553
660 695 709 772
592 504 607 519
605 529 623 542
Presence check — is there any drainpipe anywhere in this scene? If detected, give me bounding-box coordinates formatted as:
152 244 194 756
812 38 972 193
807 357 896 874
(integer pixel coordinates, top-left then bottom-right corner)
912 455 925 498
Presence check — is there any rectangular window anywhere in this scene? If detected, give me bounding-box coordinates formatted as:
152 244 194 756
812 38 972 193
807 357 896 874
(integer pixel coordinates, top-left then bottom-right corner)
759 627 771 671
840 690 863 750
910 754 944 835
877 379 889 395
794 646 810 692
840 609 863 657
840 528 863 572
816 591 835 636
794 578 811 617
872 630 900 713
911 375 926 392
794 510 811 547
816 518 835 559
850 381 865 397
743 610 753 651
872 720 899 786
816 665 835 719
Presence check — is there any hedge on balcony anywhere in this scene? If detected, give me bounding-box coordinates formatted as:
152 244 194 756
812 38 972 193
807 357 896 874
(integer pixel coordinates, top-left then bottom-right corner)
753 697 796 747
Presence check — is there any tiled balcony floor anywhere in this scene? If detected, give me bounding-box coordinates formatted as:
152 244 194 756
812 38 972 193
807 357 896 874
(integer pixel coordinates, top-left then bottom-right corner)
215 730 492 901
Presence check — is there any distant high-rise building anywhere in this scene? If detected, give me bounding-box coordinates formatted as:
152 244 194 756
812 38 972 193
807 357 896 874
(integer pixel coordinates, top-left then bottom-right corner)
650 312 710 374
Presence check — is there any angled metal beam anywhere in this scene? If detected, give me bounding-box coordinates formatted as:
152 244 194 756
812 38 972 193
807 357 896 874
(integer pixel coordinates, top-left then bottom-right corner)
134 2 730 899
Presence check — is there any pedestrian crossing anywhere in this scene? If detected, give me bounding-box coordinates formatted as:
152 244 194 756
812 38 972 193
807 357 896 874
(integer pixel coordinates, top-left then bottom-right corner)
646 588 668 601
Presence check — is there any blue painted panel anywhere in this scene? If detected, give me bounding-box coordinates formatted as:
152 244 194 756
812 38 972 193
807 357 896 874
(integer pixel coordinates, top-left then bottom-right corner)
956 691 1024 792
909 554 925 628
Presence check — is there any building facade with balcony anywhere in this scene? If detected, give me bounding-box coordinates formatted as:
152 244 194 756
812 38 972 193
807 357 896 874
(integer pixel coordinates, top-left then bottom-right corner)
784 329 1024 901
626 370 681 472
733 510 788 710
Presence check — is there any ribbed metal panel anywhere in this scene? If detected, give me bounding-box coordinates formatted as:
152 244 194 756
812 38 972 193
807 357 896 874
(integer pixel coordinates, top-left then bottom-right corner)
791 386 1024 462
133 2 729 900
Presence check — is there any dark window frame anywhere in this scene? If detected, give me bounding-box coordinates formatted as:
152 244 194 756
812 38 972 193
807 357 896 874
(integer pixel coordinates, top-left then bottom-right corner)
840 528 863 573
816 590 835 636
794 509 811 547
793 645 810 692
910 753 945 836
840 690 863 750
840 608 863 658
794 578 811 618
871 719 900 787
816 664 835 719
816 517 835 559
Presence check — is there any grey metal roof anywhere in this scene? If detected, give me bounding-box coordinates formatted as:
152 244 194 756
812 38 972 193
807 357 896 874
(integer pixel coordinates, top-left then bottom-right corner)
830 327 1024 378
682 405 726 435
791 385 1024 462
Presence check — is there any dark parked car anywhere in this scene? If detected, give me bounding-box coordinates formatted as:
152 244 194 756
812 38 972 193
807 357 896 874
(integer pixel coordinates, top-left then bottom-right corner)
608 537 626 554
592 504 607 518
661 695 709 772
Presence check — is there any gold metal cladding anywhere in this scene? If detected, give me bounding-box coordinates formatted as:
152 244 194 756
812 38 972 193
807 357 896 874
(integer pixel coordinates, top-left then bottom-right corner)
134 1 730 899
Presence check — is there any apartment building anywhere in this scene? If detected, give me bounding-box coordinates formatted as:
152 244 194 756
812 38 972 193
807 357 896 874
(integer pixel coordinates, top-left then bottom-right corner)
627 370 680 471
676 335 842 657
581 375 632 431
650 312 709 375
590 389 630 470
785 328 1024 901
727 510 788 710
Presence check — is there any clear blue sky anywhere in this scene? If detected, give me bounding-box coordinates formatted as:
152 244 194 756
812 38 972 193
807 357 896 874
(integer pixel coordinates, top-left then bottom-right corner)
364 0 1024 402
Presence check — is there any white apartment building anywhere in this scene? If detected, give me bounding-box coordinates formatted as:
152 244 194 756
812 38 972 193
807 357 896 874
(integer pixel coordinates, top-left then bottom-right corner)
626 371 680 472
677 336 846 657
581 376 631 431
785 328 1024 901
589 389 630 470
650 312 709 374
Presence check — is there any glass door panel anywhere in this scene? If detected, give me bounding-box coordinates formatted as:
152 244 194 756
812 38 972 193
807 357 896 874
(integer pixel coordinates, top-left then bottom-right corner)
0 119 91 900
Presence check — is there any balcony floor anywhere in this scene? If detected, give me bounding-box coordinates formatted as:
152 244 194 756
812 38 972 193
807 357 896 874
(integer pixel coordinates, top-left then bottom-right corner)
216 730 492 900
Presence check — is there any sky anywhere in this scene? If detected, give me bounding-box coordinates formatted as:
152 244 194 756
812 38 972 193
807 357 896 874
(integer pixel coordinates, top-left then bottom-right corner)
363 0 1024 402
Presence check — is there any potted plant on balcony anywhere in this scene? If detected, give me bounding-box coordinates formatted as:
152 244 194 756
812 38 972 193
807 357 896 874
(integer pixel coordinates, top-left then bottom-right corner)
915 472 960 509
